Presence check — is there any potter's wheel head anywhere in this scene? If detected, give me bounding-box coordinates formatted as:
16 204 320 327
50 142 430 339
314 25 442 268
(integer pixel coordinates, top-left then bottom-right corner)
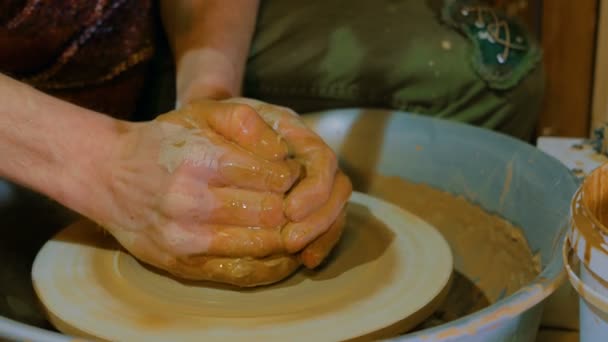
32 192 453 341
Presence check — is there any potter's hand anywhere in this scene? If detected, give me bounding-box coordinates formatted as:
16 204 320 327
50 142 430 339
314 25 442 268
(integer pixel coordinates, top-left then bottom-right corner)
100 100 302 276
224 98 353 269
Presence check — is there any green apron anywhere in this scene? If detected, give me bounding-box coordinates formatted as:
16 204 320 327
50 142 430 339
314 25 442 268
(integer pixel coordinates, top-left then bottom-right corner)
243 0 543 140
143 0 543 140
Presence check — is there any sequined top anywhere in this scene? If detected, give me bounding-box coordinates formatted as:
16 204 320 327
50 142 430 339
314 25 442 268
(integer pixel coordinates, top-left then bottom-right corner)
0 0 156 118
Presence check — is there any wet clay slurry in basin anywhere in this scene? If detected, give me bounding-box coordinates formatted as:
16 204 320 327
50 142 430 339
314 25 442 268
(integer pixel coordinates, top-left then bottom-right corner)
366 174 541 327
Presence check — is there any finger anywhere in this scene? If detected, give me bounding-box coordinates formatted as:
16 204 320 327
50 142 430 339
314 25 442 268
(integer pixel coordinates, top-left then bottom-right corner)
161 100 289 161
203 102 289 161
282 171 352 253
203 225 285 258
207 187 287 228
215 144 302 193
162 125 300 192
161 185 287 228
225 98 339 221
285 148 337 221
299 208 347 269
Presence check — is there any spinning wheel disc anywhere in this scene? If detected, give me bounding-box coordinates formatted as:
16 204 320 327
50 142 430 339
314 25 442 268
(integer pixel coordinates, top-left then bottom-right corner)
32 192 453 341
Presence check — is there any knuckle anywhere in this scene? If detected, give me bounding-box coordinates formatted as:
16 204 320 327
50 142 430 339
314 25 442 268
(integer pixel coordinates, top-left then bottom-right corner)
159 182 208 220
158 192 182 218
157 223 186 251
231 104 263 138
231 104 257 122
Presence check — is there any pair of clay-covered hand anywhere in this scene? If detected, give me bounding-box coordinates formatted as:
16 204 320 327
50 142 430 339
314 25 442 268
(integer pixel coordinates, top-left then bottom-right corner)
101 98 352 286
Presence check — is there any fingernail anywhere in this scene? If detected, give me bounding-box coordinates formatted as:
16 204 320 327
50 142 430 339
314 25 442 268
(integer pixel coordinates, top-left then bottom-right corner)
301 252 322 269
282 226 309 253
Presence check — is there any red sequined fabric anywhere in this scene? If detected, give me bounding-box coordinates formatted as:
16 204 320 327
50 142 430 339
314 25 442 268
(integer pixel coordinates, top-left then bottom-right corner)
0 0 156 118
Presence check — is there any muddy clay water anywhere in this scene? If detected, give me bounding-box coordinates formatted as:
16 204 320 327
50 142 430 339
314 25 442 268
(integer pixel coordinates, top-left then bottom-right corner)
365 174 541 332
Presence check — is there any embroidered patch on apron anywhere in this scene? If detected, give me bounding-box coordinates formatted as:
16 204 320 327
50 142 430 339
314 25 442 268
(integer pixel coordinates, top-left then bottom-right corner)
441 0 541 90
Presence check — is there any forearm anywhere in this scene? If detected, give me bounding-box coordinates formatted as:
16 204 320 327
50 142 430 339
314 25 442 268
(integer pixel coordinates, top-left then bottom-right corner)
0 73 120 221
160 0 260 105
